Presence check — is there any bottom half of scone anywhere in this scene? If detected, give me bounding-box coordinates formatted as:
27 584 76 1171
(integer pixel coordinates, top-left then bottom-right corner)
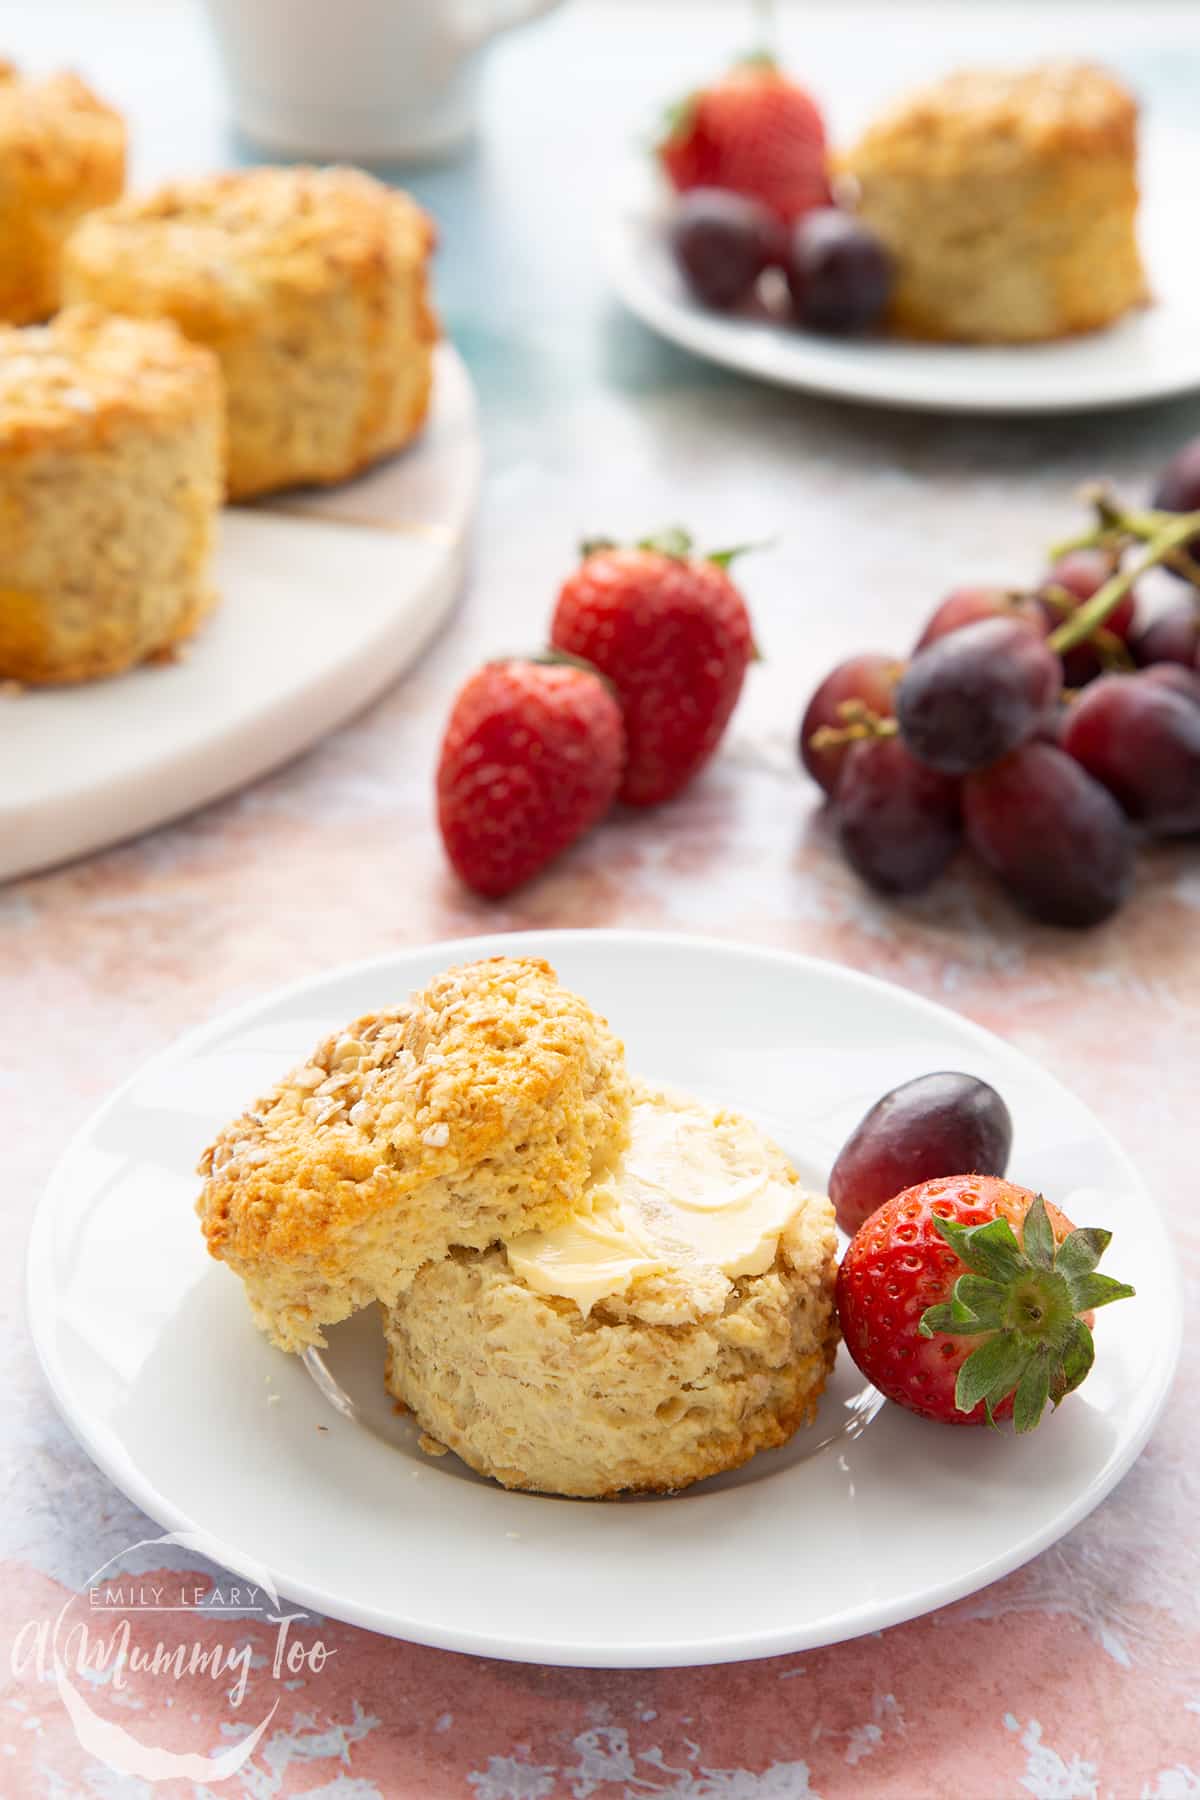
382 1215 839 1500
215 276 437 501
851 157 1146 344
0 417 223 684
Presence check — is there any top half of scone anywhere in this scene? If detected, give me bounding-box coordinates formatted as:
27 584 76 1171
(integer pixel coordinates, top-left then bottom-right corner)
196 956 631 1351
62 165 433 339
845 61 1139 184
0 60 125 200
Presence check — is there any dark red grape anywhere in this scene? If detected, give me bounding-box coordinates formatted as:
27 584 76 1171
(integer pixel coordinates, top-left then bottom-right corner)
1036 702 1070 746
786 209 893 335
669 189 782 310
1140 662 1200 707
835 736 960 894
896 617 1062 774
829 1071 1013 1237
1043 550 1137 637
964 743 1134 928
799 652 900 795
1039 550 1136 689
915 586 1047 651
1062 673 1200 836
1152 437 1200 573
1132 599 1200 669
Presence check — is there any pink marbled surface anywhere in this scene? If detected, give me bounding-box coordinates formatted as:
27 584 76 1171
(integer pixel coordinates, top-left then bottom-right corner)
3 3 1200 1795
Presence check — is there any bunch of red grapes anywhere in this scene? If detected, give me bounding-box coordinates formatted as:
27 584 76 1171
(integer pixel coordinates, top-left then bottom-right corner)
800 441 1200 927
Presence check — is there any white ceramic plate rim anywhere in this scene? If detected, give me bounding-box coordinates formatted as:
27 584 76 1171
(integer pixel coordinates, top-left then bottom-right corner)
608 126 1200 416
27 930 1184 1666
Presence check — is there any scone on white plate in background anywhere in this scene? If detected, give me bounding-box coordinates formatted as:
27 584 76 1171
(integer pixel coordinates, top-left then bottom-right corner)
196 958 632 1353
63 165 437 499
0 60 124 325
843 62 1147 343
383 1081 839 1497
0 306 223 685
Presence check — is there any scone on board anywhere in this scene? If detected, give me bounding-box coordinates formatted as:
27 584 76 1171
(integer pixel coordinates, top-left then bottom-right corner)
63 165 436 499
843 62 1147 343
196 959 631 1352
0 306 223 685
382 1082 840 1497
0 61 124 324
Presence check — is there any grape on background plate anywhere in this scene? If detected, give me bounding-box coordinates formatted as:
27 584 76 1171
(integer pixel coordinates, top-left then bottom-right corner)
964 741 1135 927
799 652 901 795
896 616 1062 775
1152 436 1200 574
1039 549 1137 689
915 585 1046 650
835 735 960 894
1132 597 1200 670
786 207 893 335
1062 673 1200 836
668 188 783 310
829 1071 1013 1238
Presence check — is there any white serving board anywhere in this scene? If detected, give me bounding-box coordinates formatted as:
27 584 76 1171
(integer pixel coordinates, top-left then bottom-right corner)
0 343 480 882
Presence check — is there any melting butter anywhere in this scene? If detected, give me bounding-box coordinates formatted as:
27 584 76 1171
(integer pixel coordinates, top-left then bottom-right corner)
505 1088 802 1314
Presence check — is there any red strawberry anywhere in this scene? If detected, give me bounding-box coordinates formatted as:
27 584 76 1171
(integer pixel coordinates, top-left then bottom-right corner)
835 1175 1133 1430
550 530 756 807
436 659 624 897
658 57 829 224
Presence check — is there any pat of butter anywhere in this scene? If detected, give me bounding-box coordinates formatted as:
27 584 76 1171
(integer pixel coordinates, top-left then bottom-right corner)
505 1089 801 1314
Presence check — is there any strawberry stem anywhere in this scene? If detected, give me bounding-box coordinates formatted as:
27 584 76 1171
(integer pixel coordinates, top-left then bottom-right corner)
918 1195 1134 1432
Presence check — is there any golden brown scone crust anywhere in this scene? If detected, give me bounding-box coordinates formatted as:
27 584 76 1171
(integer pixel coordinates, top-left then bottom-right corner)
63 165 436 499
844 62 1147 343
0 305 223 684
196 958 631 1351
383 1093 840 1498
0 61 124 324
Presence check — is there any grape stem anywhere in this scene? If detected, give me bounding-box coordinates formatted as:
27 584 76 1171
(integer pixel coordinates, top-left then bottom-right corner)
1038 584 1134 670
808 698 898 753
1050 492 1200 591
1047 509 1200 656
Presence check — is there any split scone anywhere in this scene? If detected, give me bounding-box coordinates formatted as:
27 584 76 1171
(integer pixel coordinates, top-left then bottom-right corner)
382 1082 839 1497
197 958 631 1352
0 306 223 685
0 61 124 324
63 165 436 500
843 62 1147 343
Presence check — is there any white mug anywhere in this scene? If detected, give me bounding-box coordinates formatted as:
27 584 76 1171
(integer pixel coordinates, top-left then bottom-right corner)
199 0 566 163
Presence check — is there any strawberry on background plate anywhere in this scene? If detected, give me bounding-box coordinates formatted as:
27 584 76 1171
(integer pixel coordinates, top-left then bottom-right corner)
657 54 829 224
436 658 624 898
550 529 757 807
836 1174 1134 1430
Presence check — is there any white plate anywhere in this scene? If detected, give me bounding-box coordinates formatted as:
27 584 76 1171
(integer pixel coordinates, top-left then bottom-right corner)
610 126 1200 415
27 930 1180 1668
0 343 479 883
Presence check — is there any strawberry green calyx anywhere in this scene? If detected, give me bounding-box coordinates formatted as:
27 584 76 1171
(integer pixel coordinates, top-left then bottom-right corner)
707 539 773 570
733 50 779 75
918 1196 1134 1432
637 527 695 560
579 530 767 570
658 96 695 147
